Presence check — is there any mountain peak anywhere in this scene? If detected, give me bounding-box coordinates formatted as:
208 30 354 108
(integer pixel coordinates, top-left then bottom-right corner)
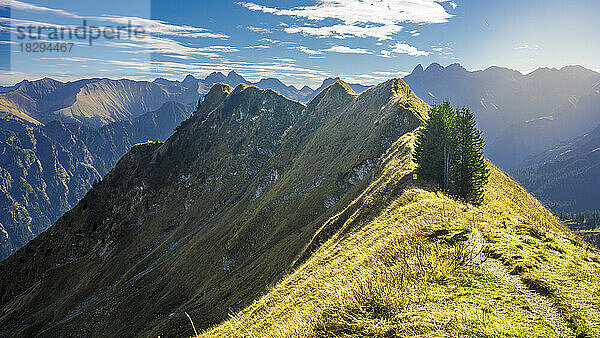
411 64 424 75
181 74 198 87
308 79 356 107
205 71 227 84
198 83 232 116
300 85 313 94
445 63 467 72
226 70 246 84
331 80 355 95
425 63 443 72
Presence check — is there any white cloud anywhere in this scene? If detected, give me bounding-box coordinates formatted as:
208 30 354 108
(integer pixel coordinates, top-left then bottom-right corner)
2 1 228 39
372 70 410 77
2 1 232 60
338 71 410 84
270 57 296 63
239 0 452 25
246 26 272 34
324 45 372 54
285 23 402 40
382 42 431 57
260 38 280 44
289 45 324 55
239 0 453 40
0 0 80 18
517 44 529 49
449 1 457 9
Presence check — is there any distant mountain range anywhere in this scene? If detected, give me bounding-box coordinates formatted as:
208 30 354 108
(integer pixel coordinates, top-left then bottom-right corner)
154 71 371 104
0 72 372 132
403 63 600 169
0 101 192 260
512 121 600 212
2 63 600 259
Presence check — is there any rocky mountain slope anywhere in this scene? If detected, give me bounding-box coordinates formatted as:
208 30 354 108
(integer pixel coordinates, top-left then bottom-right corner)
0 79 427 336
403 63 600 169
0 101 192 260
512 122 600 213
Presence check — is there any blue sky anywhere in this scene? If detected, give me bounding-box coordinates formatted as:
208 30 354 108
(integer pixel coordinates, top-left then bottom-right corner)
1 0 599 88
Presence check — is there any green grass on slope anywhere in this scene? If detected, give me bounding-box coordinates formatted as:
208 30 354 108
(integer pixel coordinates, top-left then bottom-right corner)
201 136 600 337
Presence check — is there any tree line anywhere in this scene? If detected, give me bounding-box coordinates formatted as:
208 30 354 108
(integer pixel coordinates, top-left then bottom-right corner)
414 101 489 205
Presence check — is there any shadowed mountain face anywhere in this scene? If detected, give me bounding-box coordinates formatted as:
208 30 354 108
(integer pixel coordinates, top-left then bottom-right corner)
0 79 427 336
403 63 600 169
0 101 193 260
512 122 600 213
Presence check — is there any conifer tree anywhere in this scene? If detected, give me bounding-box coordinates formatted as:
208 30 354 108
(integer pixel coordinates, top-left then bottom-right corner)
453 107 489 205
414 101 456 190
414 101 488 204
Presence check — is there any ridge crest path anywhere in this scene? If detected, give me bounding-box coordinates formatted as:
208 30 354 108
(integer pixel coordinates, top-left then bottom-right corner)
467 227 575 337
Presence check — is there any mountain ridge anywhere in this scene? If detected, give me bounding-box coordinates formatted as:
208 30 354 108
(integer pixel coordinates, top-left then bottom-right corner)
0 78 427 336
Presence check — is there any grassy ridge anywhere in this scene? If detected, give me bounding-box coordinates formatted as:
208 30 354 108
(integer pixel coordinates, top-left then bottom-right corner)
202 136 600 337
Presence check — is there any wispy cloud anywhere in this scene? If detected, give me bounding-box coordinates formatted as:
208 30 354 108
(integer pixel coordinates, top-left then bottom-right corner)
0 0 80 18
324 45 372 54
338 70 410 84
289 45 324 55
516 44 539 50
285 24 402 40
430 41 454 58
2 1 228 39
381 42 431 57
2 0 229 60
239 0 453 40
246 26 272 34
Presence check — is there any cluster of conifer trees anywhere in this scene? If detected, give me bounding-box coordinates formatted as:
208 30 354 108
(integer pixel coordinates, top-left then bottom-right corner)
414 101 489 205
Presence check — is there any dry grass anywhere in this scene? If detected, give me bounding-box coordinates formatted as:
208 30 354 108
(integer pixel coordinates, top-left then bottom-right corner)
200 145 600 337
